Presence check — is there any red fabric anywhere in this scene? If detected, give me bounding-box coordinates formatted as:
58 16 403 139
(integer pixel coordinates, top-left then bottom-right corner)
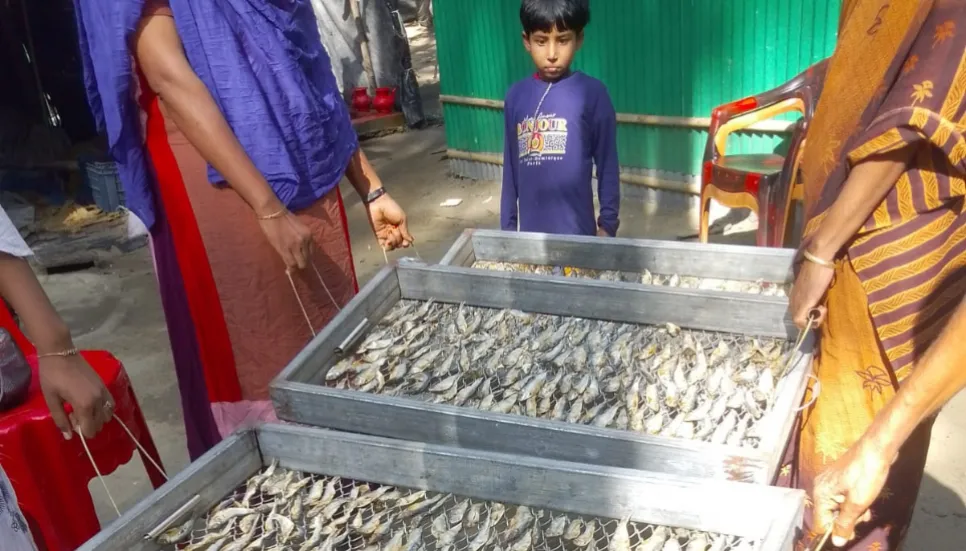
138 80 242 404
0 352 165 551
335 190 360 293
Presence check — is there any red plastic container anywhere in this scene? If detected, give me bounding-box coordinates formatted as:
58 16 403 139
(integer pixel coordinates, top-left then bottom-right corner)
372 87 397 114
351 87 371 113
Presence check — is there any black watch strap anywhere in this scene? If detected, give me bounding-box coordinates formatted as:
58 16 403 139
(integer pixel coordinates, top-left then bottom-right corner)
364 187 388 205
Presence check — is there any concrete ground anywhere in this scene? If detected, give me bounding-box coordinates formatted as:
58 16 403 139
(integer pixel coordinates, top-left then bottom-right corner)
36 124 966 548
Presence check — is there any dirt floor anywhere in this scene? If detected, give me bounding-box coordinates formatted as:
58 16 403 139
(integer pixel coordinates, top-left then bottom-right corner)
24 22 966 550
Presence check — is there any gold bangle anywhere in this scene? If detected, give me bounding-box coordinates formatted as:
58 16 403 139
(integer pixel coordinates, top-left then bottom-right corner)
37 347 79 359
803 250 834 268
257 208 287 221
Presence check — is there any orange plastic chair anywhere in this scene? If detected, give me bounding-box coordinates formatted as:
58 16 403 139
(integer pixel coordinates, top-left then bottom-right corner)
699 59 828 247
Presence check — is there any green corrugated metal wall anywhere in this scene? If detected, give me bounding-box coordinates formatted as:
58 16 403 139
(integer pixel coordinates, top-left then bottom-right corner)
435 0 842 176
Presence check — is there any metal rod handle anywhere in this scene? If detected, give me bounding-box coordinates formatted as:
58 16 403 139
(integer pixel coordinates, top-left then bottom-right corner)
336 318 370 355
144 494 202 540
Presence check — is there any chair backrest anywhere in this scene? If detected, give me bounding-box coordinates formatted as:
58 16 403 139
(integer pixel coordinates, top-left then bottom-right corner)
0 301 35 356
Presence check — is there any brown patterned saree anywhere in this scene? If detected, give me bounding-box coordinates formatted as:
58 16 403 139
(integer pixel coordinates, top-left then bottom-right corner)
776 0 966 549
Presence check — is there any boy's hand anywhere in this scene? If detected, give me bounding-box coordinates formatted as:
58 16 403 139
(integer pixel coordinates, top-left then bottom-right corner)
596 227 611 237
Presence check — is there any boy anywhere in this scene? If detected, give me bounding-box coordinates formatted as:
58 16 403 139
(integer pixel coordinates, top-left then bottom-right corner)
501 0 620 238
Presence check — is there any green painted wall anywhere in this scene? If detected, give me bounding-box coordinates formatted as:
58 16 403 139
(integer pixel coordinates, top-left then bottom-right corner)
434 0 842 176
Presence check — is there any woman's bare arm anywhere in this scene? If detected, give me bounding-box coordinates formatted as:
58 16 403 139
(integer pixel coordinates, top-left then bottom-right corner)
133 12 316 270
133 13 283 217
807 145 914 260
0 253 111 437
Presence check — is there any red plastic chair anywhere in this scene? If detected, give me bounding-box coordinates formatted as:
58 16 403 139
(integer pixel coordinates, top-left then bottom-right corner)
699 59 828 247
0 303 166 551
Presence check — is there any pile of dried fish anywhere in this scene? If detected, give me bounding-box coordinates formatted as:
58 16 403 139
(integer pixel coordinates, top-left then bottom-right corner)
158 463 758 550
326 300 791 448
472 261 789 298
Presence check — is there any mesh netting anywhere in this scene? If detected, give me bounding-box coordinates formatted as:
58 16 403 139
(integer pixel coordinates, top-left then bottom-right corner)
160 465 758 551
327 301 794 449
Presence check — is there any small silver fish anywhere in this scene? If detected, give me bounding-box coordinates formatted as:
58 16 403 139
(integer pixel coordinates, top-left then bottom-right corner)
208 507 254 530
430 373 460 393
321 530 351 551
449 499 470 525
269 509 299 544
465 502 484 527
545 516 568 538
184 519 235 551
508 527 533 551
636 526 668 551
490 503 506 524
156 517 195 545
592 404 621 427
711 411 739 445
645 410 665 434
469 512 493 551
403 526 425 551
684 533 709 551
609 516 632 551
298 516 326 551
573 520 596 547
239 513 261 534
506 506 534 541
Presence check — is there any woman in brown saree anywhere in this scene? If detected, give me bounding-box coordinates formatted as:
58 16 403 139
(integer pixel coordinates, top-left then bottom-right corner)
781 0 966 548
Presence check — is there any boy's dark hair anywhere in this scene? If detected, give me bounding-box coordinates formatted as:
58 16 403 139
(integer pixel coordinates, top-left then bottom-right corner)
520 0 590 36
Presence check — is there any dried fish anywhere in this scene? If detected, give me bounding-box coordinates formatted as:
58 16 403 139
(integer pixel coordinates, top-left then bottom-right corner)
468 511 494 551
609 515 632 551
543 516 576 538
157 517 195 545
506 506 534 541
325 299 791 450
208 507 254 530
573 520 597 547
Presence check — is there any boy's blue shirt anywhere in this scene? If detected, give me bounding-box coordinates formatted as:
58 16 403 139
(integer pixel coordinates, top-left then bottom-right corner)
500 71 620 236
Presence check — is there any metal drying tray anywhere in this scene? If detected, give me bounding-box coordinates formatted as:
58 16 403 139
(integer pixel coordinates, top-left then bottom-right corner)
271 264 812 485
78 424 804 551
439 230 795 299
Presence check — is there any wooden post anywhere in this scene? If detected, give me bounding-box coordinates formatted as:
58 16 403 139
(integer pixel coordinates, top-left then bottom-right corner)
350 0 378 92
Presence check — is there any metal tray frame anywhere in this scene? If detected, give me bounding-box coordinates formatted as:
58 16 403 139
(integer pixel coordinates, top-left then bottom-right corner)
439 230 795 297
271 265 812 484
79 424 804 551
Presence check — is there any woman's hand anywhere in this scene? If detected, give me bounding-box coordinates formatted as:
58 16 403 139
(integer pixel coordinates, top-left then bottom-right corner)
789 257 834 329
596 227 610 237
39 354 113 439
812 438 892 547
366 194 414 251
259 212 314 271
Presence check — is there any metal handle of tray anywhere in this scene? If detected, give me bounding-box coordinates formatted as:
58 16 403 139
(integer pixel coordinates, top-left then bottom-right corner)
143 494 202 540
336 318 370 355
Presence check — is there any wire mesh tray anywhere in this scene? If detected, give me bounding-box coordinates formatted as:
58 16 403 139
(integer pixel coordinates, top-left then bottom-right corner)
439 230 795 299
78 425 804 551
271 265 812 484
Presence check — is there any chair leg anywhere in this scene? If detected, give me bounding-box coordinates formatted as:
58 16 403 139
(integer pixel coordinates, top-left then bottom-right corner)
698 193 712 243
128 392 168 489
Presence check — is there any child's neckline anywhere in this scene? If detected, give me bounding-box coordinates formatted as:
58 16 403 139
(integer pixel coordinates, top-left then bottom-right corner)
532 70 577 84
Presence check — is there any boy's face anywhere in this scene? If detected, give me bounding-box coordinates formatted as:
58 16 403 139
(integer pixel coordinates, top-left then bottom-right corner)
523 26 583 81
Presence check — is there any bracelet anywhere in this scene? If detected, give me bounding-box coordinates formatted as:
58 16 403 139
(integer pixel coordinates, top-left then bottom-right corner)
803 250 835 268
364 187 388 205
257 208 287 221
37 347 79 359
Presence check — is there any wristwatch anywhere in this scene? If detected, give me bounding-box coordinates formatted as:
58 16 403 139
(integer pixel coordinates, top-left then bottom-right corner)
365 187 388 205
